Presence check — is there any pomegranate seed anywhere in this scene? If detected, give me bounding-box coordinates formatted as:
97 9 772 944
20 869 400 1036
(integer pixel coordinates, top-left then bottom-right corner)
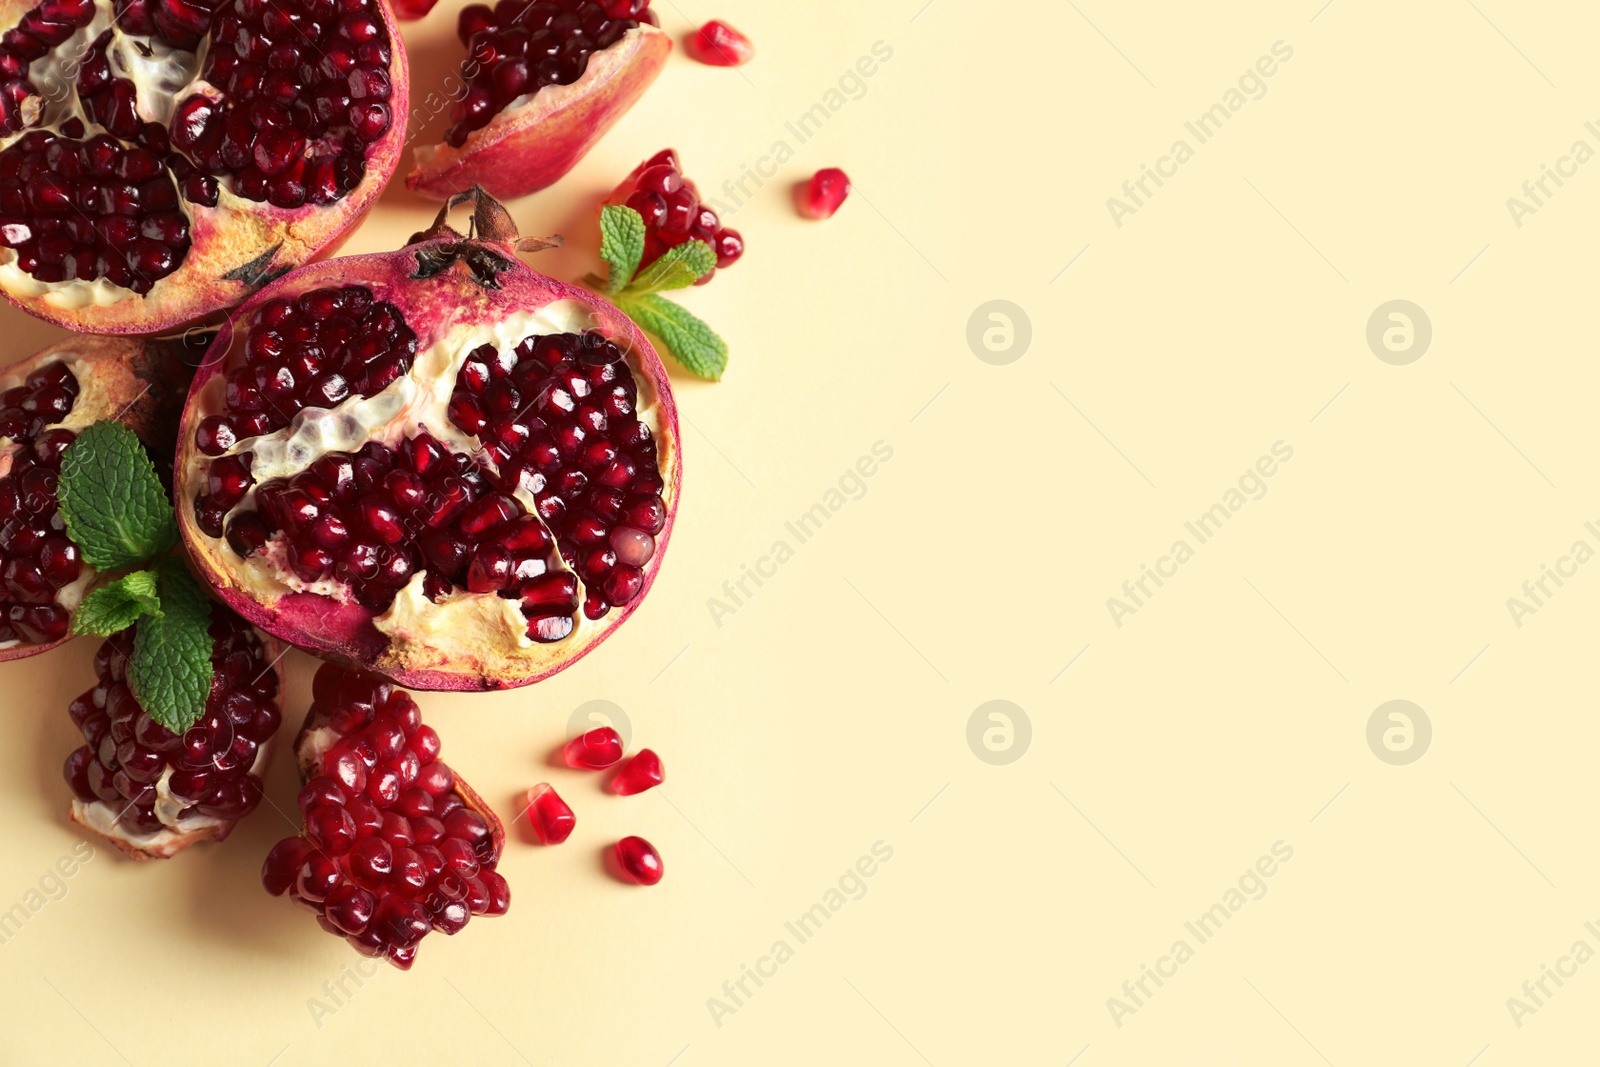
799 168 851 219
608 151 739 284
611 748 663 795
686 20 753 67
615 835 663 885
523 783 575 845
564 726 623 769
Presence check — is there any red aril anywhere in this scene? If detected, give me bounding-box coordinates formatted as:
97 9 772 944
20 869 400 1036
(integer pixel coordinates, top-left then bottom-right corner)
263 663 510 969
564 726 623 769
408 0 670 201
523 782 575 844
611 747 661 794
799 168 851 219
0 333 202 660
614 834 661 884
605 149 743 285
64 606 284 859
175 188 681 691
0 0 408 334
686 20 752 66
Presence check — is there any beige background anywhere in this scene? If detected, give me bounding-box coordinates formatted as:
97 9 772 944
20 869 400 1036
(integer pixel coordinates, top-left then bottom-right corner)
4 0 1599 1063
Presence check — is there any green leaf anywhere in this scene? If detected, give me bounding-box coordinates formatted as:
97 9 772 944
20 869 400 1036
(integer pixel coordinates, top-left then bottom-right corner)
129 560 215 735
72 570 163 637
621 293 730 381
599 204 647 294
57 421 177 571
628 240 717 295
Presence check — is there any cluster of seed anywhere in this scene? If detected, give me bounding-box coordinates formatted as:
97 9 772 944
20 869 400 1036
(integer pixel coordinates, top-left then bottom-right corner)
262 664 509 970
616 148 743 283
444 0 656 148
0 360 80 645
63 610 282 835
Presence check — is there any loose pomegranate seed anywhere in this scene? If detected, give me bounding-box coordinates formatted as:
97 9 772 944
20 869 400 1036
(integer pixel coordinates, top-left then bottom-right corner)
611 748 662 795
609 149 742 283
686 20 753 67
615 835 662 885
65 609 281 836
264 664 510 969
799 168 851 219
564 726 623 769
443 0 658 148
523 783 575 844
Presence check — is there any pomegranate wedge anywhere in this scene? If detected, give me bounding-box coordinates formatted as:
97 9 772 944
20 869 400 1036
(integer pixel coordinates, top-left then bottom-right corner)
407 0 669 201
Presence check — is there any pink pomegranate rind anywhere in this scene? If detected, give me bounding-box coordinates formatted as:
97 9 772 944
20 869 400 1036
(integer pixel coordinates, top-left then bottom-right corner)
0 332 198 660
0 0 409 334
174 190 681 691
406 23 669 201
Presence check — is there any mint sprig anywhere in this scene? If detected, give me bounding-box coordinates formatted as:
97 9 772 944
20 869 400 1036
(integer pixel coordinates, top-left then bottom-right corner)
58 420 177 570
57 420 217 732
587 204 730 381
130 560 216 734
72 569 162 637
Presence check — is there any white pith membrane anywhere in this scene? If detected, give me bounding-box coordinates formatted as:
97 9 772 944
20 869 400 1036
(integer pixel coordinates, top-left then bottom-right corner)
184 295 675 678
410 23 657 166
0 351 110 650
0 0 319 310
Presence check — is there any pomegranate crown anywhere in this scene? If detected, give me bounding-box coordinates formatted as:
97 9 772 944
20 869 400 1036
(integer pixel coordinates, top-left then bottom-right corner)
406 187 562 289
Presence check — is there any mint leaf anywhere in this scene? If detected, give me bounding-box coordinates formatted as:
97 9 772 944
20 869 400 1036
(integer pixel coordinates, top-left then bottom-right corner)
72 570 163 637
629 240 717 294
129 560 214 734
599 204 646 293
58 421 177 571
621 293 730 381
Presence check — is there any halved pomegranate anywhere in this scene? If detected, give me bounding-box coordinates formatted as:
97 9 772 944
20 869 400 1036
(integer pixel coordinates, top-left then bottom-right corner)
0 0 408 334
64 605 283 859
407 0 669 201
175 189 681 690
0 332 198 659
263 663 509 969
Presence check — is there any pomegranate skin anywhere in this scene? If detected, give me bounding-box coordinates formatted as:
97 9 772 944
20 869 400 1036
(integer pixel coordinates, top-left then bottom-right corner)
0 0 410 335
174 191 681 691
407 24 670 201
0 332 200 662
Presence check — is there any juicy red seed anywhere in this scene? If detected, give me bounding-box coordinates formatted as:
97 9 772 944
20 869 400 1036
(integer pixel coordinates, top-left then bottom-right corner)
615 835 663 885
800 168 850 220
687 19 753 67
564 727 623 769
611 748 663 795
523 783 575 845
262 837 312 895
610 149 738 285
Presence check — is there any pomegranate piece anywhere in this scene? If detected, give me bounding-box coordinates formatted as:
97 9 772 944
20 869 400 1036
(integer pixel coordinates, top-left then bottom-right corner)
0 333 201 661
0 0 408 334
391 0 440 17
799 168 851 219
264 663 510 969
605 149 744 285
408 0 670 200
64 608 284 860
175 189 681 692
564 726 623 769
611 748 662 795
686 20 753 66
523 783 575 844
614 835 662 884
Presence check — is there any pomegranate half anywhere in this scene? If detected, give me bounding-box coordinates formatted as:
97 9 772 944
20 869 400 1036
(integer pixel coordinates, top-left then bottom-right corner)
0 331 199 659
175 189 681 690
0 0 408 333
406 0 669 201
